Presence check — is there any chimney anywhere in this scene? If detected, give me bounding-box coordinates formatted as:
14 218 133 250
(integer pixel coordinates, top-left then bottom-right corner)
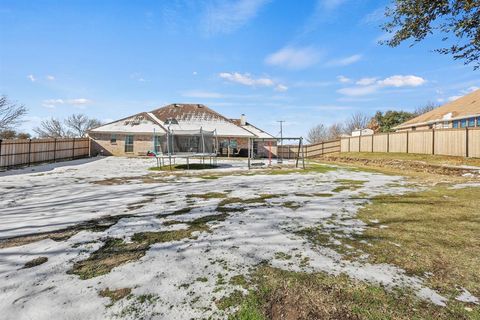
240 114 246 126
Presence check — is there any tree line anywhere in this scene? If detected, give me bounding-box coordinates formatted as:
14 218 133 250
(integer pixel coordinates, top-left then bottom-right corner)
0 95 102 139
307 102 438 144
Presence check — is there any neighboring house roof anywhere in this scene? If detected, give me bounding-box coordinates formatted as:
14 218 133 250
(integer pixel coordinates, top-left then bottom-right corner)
90 112 167 134
395 89 480 130
230 119 275 139
90 104 260 138
148 104 255 137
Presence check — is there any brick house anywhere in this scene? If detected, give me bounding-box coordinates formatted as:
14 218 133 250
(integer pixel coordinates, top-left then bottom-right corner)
395 89 480 131
88 103 276 157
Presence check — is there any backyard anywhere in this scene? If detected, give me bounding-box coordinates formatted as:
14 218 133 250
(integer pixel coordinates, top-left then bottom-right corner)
0 156 479 319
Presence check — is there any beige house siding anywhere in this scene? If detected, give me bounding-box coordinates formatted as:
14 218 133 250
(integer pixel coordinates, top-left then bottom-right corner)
90 132 154 156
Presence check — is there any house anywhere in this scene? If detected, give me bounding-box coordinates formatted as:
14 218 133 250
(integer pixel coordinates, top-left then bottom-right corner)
89 103 276 157
395 89 480 131
351 128 374 137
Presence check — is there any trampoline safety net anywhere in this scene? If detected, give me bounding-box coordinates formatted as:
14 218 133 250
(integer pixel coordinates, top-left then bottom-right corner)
153 129 216 155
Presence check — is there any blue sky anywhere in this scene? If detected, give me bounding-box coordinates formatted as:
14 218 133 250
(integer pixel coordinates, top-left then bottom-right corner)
1 0 479 137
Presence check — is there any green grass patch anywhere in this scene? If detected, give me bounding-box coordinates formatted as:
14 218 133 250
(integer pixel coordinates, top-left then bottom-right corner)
99 287 132 307
22 256 48 268
187 192 228 199
332 179 366 193
349 185 480 302
230 266 477 320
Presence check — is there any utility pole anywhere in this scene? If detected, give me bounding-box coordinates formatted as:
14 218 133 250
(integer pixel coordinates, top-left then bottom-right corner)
277 120 285 163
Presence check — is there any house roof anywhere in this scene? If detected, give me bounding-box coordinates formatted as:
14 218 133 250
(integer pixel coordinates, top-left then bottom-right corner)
395 89 480 129
149 104 255 137
230 119 275 139
90 112 167 134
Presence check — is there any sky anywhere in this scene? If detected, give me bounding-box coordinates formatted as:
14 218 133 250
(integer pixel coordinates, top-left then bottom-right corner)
0 0 479 137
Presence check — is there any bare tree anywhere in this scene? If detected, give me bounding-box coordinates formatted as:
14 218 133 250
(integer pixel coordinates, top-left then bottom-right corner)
326 123 344 140
344 112 371 135
307 124 327 144
0 96 27 131
34 114 102 138
34 118 68 138
65 114 102 137
413 101 439 116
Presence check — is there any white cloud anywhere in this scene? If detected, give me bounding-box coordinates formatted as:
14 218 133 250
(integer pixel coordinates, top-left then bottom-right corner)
202 0 270 35
219 72 287 92
46 75 55 81
27 74 36 82
265 46 320 70
377 75 426 87
445 86 479 102
130 72 146 82
356 77 377 86
337 86 378 96
337 75 351 83
42 98 92 108
361 7 386 25
192 71 198 76
182 90 224 99
327 54 362 67
219 72 274 86
337 74 427 96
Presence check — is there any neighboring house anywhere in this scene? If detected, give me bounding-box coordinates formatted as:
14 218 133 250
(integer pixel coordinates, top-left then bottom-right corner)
351 128 374 137
89 103 276 157
395 89 480 131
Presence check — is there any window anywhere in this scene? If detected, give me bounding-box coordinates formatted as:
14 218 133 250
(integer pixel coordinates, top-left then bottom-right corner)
110 134 117 143
125 135 134 153
477 117 480 127
453 120 459 128
460 119 467 128
468 118 475 127
443 121 449 129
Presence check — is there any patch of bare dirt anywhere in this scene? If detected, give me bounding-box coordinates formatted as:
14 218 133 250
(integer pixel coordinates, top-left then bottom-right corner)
322 155 480 177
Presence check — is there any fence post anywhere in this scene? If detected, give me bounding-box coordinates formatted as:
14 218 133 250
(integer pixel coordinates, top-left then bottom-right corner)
466 127 469 157
28 139 32 166
358 135 361 153
386 133 390 153
371 135 374 152
72 138 76 160
348 137 351 152
432 129 435 155
406 131 409 153
53 138 57 162
322 141 324 155
0 139 2 168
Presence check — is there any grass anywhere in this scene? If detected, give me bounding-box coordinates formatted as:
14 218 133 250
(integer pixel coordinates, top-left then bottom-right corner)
99 287 132 306
22 257 48 268
334 152 480 167
230 266 477 320
186 192 228 199
347 185 480 303
149 163 218 171
332 179 366 193
69 212 230 279
0 214 132 249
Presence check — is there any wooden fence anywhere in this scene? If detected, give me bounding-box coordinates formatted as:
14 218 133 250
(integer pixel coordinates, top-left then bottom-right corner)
0 138 90 169
340 128 480 158
277 139 341 159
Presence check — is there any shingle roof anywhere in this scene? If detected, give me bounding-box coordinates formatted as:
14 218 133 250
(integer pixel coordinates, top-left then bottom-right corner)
149 104 255 137
395 89 480 129
90 112 167 134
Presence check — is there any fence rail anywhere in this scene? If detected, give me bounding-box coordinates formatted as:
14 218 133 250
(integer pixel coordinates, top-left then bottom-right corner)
277 139 341 159
340 128 480 158
0 138 90 168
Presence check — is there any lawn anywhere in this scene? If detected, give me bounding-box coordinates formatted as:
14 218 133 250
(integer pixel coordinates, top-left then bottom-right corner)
0 156 478 319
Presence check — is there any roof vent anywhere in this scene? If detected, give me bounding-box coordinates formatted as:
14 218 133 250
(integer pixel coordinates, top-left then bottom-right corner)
197 104 203 108
174 104 180 107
